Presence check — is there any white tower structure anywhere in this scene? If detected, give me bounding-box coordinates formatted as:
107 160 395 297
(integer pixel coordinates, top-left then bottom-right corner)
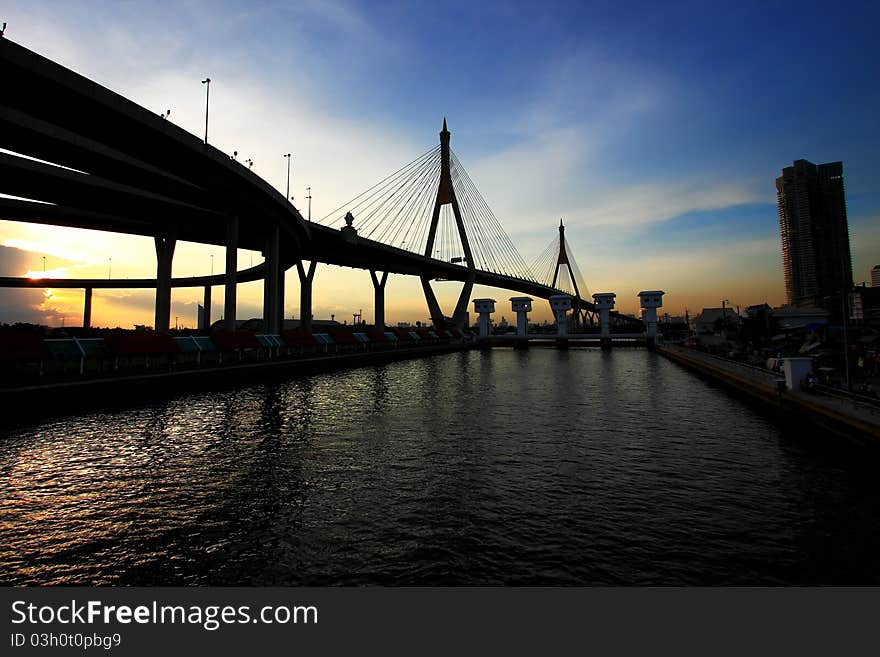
638 290 665 346
472 298 496 338
592 292 616 349
549 294 573 338
509 297 532 338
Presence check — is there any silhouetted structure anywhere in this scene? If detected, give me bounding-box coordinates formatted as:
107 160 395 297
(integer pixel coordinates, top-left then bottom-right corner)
776 159 852 308
0 38 644 335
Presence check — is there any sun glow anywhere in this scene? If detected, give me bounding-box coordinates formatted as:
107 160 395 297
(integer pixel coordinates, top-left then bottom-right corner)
25 267 71 280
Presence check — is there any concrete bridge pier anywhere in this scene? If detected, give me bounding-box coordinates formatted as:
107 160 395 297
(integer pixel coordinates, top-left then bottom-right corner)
277 268 285 327
473 298 496 340
83 287 93 329
224 216 239 331
420 277 443 328
262 224 282 334
510 296 532 349
638 290 665 349
202 285 211 330
370 270 388 329
549 295 573 347
592 292 616 350
297 260 317 333
154 233 176 332
421 275 474 330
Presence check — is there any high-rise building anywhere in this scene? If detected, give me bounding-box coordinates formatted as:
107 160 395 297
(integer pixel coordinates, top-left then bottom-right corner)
776 159 852 307
872 265 880 288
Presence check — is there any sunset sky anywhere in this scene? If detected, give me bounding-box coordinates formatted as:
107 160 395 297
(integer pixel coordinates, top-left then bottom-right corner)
1 0 879 328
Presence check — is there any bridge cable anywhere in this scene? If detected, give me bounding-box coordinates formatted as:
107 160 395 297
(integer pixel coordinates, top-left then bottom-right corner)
454 150 532 278
450 150 534 280
529 235 559 289
370 149 440 246
359 149 439 239
318 145 439 227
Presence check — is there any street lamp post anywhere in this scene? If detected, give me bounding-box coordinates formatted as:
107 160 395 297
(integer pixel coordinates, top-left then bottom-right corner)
306 186 312 221
210 254 214 276
284 153 292 201
201 78 211 144
42 256 46 273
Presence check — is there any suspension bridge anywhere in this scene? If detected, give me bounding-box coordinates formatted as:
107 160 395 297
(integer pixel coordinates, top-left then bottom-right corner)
0 37 649 338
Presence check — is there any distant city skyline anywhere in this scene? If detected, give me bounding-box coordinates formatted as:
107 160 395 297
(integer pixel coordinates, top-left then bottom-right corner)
1 1 879 327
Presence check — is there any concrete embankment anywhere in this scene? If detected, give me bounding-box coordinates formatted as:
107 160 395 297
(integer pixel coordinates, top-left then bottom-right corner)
658 344 880 444
0 342 472 419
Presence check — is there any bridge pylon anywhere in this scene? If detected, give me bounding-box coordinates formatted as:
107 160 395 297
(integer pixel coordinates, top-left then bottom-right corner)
421 118 476 329
550 219 590 331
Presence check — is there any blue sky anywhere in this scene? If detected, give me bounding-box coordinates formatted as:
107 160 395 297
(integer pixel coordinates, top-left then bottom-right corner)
1 0 878 325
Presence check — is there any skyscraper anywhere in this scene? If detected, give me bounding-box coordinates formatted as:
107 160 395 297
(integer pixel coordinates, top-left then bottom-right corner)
776 159 852 307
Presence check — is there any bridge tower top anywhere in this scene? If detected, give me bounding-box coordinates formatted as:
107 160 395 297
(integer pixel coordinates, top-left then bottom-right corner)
438 117 453 205
551 219 580 300
557 219 570 265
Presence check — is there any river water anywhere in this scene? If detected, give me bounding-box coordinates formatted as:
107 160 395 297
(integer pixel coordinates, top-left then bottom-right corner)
2 348 879 585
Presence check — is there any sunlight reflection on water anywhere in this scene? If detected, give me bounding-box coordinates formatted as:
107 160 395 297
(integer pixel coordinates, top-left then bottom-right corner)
2 349 879 585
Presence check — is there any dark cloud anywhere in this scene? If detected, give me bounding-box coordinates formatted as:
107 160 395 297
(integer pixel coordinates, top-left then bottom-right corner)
0 245 33 276
98 289 156 313
0 244 79 276
0 289 80 326
0 289 51 324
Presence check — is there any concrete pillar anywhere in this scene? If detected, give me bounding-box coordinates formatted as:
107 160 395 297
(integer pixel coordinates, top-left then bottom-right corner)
277 268 286 327
202 285 212 330
549 294 573 338
370 270 388 329
472 298 496 338
154 234 176 332
638 290 665 348
421 276 445 328
224 216 239 331
509 297 532 337
262 224 281 334
297 260 317 333
300 277 312 332
83 287 93 329
592 292 616 350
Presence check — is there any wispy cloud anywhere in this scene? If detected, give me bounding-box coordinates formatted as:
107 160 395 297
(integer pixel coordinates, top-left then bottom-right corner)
460 44 691 244
563 179 764 230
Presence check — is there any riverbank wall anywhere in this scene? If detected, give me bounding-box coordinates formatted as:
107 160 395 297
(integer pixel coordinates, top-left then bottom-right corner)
658 344 880 444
